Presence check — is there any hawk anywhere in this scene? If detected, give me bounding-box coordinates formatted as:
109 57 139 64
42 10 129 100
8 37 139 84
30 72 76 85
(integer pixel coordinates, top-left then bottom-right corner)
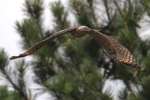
10 26 140 76
73 26 139 67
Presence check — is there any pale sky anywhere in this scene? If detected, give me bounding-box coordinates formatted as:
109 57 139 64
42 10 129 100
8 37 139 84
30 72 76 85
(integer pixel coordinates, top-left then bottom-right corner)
0 0 150 100
0 0 24 56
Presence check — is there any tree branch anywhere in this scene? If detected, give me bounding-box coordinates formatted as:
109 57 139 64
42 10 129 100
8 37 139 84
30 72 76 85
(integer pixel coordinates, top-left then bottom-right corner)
102 0 111 22
113 0 124 18
1 69 27 100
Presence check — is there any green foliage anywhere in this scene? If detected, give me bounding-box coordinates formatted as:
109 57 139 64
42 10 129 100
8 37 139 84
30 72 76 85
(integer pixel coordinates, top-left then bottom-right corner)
16 19 42 48
25 0 43 20
141 0 150 16
0 87 21 100
48 0 150 99
51 1 69 29
0 49 27 99
1 0 150 100
127 93 143 100
0 50 19 100
141 75 150 100
46 68 109 100
70 0 96 27
0 49 8 70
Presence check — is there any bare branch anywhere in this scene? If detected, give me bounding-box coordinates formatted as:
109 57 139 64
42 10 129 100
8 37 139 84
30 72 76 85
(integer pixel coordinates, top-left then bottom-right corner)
113 0 124 18
102 0 111 22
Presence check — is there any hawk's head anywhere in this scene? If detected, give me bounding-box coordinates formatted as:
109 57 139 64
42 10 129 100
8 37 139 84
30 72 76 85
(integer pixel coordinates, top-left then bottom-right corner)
71 26 91 37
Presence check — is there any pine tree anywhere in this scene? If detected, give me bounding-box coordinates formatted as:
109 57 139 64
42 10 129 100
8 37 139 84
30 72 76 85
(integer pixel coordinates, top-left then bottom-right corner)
0 49 26 100
1 0 150 100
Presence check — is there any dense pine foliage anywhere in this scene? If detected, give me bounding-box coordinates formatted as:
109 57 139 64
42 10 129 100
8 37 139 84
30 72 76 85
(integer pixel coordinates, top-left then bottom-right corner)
0 0 150 100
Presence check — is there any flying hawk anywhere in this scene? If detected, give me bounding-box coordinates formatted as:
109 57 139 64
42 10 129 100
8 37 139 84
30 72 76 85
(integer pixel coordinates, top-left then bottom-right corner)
10 26 140 76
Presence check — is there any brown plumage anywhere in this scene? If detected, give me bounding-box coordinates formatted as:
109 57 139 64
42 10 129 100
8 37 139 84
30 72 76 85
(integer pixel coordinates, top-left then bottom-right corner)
74 26 140 70
93 30 136 66
10 26 140 74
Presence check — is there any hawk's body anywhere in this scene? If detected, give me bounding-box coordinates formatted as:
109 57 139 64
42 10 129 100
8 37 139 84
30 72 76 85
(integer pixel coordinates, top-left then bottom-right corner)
74 26 140 69
91 30 137 67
